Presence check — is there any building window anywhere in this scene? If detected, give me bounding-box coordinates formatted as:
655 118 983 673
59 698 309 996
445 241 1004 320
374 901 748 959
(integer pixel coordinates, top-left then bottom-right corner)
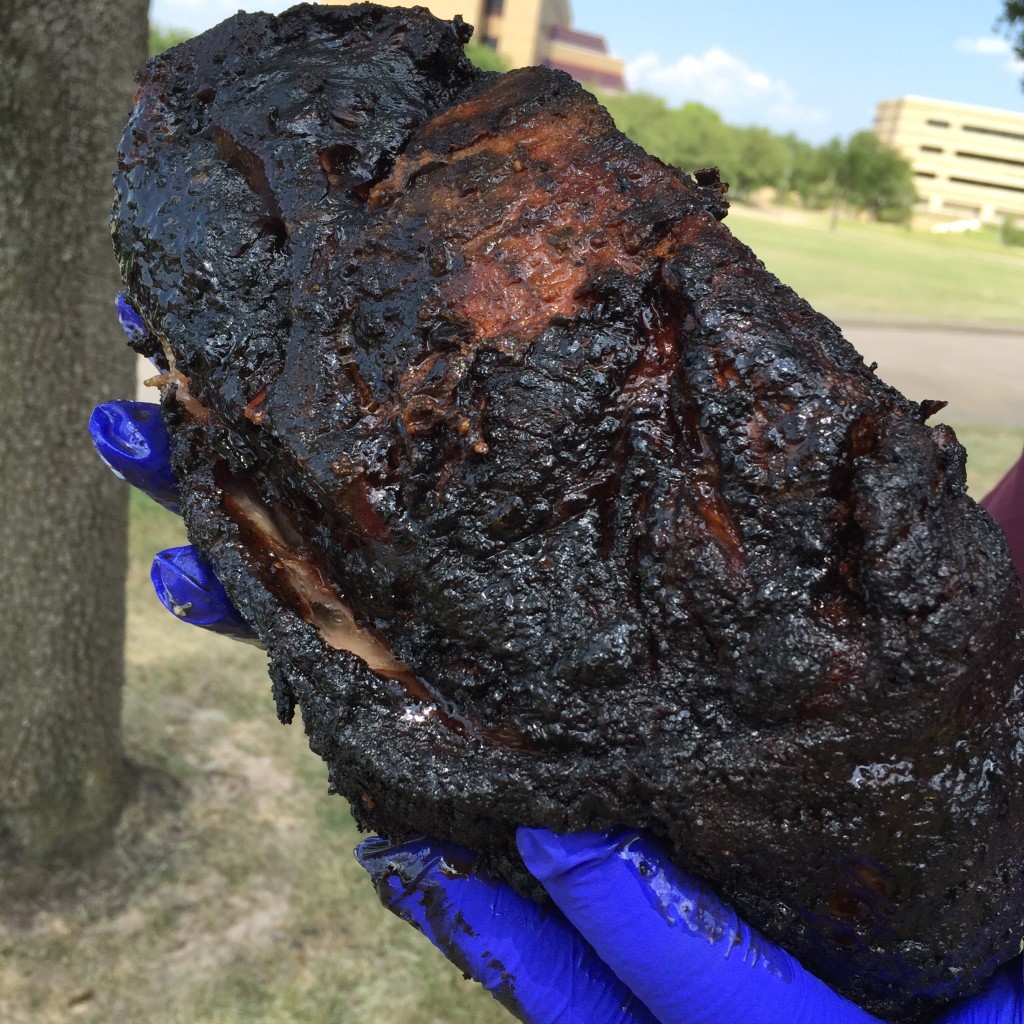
920 145 943 154
963 124 1024 143
944 201 981 215
486 0 504 14
914 171 937 178
926 119 950 128
482 35 498 49
949 176 1024 195
955 149 1024 170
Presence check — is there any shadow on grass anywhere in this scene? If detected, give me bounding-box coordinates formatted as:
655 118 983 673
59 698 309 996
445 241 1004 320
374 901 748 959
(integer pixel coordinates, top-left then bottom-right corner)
0 762 189 925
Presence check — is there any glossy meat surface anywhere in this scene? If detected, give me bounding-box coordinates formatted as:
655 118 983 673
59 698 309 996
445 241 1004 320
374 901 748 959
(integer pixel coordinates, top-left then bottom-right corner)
111 6 1024 1020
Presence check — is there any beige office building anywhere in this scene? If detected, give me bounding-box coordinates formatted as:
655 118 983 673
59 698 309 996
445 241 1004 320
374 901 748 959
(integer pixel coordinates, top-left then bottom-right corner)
324 0 626 92
874 95 1024 227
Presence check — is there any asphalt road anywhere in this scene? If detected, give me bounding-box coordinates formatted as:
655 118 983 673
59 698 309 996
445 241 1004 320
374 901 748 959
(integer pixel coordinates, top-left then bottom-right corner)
839 319 1024 429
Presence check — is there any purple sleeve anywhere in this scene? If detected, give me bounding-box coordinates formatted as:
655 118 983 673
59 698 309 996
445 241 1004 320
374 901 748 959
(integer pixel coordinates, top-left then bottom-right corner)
981 453 1024 599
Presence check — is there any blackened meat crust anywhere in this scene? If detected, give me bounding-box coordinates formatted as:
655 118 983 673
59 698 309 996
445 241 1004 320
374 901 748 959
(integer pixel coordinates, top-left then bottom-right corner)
111 6 1024 1021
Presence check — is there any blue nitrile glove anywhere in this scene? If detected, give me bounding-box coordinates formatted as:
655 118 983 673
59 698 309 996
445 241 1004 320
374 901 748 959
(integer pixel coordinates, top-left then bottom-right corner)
91 298 1024 1024
354 834 658 1024
357 828 1024 1024
90 299 256 641
88 395 254 640
89 399 181 513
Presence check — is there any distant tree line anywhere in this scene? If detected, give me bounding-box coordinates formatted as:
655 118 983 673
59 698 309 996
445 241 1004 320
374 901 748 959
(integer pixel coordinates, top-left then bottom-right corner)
149 26 917 225
459 40 920 224
149 25 191 56
598 91 919 224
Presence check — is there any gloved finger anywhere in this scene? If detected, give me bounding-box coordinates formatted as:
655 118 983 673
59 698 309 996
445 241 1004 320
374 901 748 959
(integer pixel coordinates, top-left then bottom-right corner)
151 546 256 641
89 400 180 512
116 293 150 344
356 835 659 1024
517 828 883 1024
933 957 1024 1023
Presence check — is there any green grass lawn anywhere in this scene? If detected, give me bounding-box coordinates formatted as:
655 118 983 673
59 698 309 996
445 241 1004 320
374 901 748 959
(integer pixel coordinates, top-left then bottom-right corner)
4 418 1022 1024
726 207 1024 326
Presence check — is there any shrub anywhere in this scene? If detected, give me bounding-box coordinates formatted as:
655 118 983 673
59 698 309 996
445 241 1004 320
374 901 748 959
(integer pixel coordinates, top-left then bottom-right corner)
1000 216 1024 248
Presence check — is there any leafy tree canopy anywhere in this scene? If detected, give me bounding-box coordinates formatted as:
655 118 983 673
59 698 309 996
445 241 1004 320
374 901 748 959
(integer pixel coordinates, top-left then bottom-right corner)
1003 1 1024 70
150 24 192 57
599 90 916 222
837 130 918 222
464 41 510 72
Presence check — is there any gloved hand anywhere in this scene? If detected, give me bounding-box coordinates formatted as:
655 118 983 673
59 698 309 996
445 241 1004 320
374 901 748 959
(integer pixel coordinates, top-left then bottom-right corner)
90 301 1024 1024
356 830 1024 1024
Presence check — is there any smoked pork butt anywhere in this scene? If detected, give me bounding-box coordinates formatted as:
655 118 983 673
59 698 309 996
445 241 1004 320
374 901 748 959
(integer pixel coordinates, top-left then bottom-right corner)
111 6 1024 1019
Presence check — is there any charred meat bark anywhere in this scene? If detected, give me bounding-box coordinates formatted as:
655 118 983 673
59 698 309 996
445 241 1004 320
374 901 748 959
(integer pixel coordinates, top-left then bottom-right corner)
111 5 1024 1020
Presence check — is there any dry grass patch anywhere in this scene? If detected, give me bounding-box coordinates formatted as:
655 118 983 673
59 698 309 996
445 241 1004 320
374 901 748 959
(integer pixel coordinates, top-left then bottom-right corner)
0 493 509 1024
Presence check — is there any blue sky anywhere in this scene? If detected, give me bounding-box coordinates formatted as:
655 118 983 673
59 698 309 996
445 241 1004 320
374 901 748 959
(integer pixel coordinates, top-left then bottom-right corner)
149 0 1024 142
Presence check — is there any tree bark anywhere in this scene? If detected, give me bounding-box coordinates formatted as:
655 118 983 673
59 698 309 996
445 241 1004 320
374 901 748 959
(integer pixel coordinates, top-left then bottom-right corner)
0 0 147 862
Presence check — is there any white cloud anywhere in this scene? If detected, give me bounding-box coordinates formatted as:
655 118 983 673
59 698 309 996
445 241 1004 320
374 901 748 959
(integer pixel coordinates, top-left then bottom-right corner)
955 35 1024 79
627 47 774 105
625 48 827 134
955 36 1013 56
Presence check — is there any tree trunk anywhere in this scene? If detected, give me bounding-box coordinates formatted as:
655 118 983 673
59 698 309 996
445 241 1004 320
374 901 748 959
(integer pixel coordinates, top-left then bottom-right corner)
0 0 147 862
